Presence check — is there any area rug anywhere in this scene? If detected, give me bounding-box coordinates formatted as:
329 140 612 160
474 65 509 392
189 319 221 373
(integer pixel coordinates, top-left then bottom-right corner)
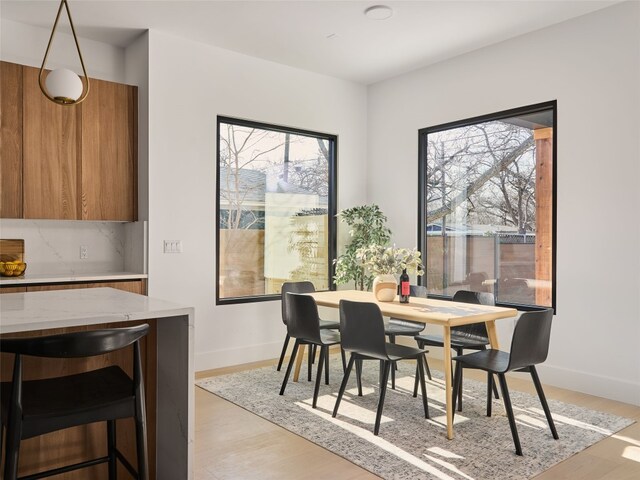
197 356 634 480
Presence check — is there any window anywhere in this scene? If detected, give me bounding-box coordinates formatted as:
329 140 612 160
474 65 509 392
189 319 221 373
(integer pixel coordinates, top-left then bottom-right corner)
216 117 337 304
418 102 556 310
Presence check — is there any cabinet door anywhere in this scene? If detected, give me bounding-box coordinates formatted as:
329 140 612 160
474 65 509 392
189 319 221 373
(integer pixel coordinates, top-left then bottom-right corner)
1 61 23 218
86 280 146 294
23 66 81 219
0 286 27 294
27 283 87 292
81 78 137 221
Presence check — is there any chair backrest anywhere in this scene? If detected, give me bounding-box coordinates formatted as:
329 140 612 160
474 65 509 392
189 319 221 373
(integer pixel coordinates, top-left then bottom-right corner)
339 300 387 358
284 292 322 343
410 285 428 298
281 281 316 326
451 290 495 339
507 309 554 371
0 324 149 358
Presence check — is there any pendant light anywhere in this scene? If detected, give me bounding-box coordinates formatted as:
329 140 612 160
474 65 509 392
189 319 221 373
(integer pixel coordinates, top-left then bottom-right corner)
39 0 90 105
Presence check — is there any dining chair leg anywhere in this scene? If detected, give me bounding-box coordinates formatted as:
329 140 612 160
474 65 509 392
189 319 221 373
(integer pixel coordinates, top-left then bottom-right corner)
355 358 363 396
313 346 326 408
417 355 430 419
452 361 463 421
413 354 431 398
307 343 313 382
388 335 396 389
497 373 523 456
529 366 559 439
324 345 330 385
374 361 391 435
486 373 493 417
277 334 290 371
423 353 432 380
107 420 117 480
333 355 355 418
341 347 347 373
480 346 500 399
280 339 300 395
456 347 463 411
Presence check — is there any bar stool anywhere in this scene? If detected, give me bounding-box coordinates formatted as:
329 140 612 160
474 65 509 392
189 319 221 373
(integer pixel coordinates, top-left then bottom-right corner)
0 324 150 480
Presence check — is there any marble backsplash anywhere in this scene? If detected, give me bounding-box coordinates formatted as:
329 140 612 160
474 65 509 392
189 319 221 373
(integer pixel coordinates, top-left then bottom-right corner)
0 219 147 275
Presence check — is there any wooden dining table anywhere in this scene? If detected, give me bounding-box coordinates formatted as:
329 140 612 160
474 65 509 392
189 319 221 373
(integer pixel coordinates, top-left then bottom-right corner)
298 289 518 440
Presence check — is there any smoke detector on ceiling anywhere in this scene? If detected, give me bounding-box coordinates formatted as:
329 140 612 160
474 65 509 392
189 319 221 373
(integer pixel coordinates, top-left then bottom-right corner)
364 5 394 20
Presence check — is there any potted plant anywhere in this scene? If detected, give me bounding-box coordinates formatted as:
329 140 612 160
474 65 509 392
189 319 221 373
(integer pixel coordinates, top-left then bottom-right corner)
357 245 425 301
333 204 391 290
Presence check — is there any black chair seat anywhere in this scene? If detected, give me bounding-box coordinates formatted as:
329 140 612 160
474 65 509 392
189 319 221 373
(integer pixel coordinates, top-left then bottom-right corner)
319 319 340 330
384 321 425 336
1 366 134 440
316 329 341 346
452 349 510 373
415 333 489 350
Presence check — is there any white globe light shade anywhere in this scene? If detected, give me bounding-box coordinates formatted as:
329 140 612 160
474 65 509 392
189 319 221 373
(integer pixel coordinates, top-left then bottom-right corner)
45 68 83 102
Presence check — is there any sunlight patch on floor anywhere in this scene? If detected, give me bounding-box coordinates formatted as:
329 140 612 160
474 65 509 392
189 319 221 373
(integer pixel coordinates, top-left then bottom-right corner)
622 446 640 463
302 394 393 425
295 401 464 480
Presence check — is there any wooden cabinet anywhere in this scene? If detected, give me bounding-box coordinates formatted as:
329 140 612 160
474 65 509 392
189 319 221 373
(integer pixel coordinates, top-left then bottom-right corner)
81 78 137 221
23 65 81 220
0 61 137 221
2 279 146 295
0 61 23 218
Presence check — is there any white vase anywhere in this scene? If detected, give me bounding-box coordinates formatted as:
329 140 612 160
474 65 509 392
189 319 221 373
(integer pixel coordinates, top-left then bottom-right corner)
373 274 397 302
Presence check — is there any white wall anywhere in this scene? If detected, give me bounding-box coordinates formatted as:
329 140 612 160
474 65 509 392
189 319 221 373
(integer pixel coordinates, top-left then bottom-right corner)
146 30 368 371
1 18 125 83
367 2 640 404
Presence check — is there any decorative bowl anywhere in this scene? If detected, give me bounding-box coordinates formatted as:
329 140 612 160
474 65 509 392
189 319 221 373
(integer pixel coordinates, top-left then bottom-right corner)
0 261 27 277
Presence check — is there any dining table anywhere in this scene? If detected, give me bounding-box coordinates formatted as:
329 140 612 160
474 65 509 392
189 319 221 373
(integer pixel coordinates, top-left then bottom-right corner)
297 289 518 440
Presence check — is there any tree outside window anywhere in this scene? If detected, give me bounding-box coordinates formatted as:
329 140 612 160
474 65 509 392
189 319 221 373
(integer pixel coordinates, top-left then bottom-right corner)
419 102 556 309
216 117 337 304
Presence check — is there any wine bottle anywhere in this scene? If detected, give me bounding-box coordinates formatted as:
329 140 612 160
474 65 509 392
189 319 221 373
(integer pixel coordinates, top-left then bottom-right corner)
399 268 410 303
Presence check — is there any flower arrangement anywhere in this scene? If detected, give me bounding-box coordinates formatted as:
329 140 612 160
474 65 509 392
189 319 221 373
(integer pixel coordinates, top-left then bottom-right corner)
356 244 425 277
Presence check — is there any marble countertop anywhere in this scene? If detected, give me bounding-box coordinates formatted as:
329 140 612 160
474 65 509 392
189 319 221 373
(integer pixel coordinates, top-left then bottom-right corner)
0 287 192 334
0 271 148 286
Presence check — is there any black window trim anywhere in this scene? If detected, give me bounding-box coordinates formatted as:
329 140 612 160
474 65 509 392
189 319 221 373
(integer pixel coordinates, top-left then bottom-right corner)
216 115 338 305
417 100 557 312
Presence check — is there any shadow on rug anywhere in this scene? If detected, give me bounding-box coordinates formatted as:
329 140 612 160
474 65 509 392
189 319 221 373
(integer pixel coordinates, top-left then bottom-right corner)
197 356 633 480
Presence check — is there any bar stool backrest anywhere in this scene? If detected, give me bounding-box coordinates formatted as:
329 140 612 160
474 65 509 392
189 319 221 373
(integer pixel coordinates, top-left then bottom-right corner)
0 324 149 358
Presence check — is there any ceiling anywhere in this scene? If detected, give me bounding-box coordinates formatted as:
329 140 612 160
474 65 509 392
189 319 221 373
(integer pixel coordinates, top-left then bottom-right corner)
0 0 621 84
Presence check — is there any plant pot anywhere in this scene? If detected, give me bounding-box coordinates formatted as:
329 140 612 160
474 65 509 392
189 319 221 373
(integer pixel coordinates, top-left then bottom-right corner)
373 274 397 302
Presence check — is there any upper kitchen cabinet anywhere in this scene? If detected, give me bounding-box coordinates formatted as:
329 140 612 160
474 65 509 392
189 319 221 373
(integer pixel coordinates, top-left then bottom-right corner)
81 77 137 221
0 62 24 218
0 62 138 221
23 65 81 220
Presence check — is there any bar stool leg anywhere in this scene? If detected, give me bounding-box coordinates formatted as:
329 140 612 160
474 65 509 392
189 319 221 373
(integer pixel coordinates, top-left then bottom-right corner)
107 420 117 480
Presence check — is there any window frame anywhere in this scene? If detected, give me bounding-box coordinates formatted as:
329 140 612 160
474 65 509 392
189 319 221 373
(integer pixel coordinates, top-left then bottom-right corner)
417 101 557 312
216 115 338 305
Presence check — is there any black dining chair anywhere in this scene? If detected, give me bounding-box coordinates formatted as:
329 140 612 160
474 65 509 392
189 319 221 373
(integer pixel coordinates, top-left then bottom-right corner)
386 285 429 389
412 290 500 409
452 308 558 456
0 324 150 480
333 300 430 435
277 281 341 382
279 292 342 408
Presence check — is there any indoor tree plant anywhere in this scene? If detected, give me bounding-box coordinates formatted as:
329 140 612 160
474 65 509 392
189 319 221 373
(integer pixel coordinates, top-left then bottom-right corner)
333 204 391 290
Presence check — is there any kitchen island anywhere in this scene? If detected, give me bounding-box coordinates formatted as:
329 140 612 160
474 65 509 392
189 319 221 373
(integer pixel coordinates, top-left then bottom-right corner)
0 287 194 480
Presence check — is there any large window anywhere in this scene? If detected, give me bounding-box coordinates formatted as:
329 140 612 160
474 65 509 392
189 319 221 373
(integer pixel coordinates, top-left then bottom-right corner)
418 102 556 310
216 117 337 304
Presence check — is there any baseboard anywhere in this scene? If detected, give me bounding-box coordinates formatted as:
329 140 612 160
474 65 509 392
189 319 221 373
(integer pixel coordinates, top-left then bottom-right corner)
195 341 282 372
535 363 640 406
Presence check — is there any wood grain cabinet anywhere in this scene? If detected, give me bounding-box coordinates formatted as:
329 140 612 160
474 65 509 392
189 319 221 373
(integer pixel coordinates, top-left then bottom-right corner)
1 280 146 295
0 61 137 221
0 61 23 218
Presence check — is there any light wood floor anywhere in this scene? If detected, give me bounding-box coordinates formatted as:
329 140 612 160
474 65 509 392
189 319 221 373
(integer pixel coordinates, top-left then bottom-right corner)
194 356 640 480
